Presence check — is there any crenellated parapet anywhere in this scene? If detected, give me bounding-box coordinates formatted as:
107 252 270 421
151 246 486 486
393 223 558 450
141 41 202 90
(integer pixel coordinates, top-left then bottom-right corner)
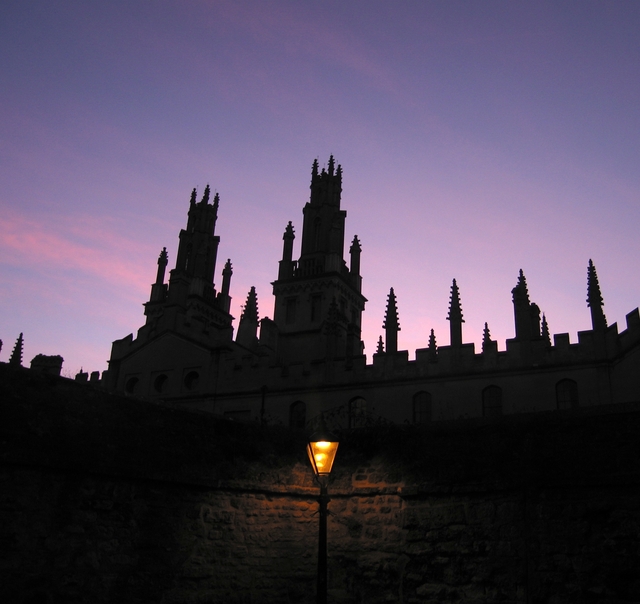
105 161 640 425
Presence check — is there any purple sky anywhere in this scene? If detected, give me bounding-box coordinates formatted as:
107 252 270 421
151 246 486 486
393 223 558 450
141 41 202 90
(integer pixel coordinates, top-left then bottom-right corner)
1 1 639 376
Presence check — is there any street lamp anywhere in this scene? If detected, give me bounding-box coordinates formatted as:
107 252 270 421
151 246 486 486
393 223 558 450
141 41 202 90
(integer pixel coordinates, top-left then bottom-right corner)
307 420 339 604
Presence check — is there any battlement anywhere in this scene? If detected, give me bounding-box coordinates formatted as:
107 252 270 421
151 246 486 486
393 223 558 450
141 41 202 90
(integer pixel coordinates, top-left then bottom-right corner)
105 161 640 426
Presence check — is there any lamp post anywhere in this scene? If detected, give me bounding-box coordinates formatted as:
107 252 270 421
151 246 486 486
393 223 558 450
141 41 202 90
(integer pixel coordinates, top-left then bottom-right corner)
307 421 339 604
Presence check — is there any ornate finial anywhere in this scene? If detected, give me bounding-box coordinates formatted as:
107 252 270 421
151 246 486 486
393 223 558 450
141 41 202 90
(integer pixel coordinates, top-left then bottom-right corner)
376 336 384 354
312 159 319 177
328 155 335 175
336 164 342 179
383 288 400 331
512 269 530 304
241 286 259 322
349 235 361 253
483 322 491 341
587 260 605 310
482 322 492 352
428 329 437 351
201 184 211 204
213 191 220 207
158 247 168 264
447 279 464 323
541 313 551 346
284 221 295 238
9 333 23 367
587 259 607 330
223 258 232 275
190 188 197 204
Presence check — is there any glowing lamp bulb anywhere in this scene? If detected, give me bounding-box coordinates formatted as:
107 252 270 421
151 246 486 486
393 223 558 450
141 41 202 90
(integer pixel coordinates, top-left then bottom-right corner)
307 437 339 477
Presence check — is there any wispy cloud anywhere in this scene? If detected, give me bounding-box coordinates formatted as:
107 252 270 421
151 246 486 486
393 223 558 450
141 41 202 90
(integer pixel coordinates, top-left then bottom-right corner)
0 209 152 296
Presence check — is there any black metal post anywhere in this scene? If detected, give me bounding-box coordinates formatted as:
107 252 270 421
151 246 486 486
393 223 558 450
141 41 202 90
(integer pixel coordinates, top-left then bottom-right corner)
317 483 330 604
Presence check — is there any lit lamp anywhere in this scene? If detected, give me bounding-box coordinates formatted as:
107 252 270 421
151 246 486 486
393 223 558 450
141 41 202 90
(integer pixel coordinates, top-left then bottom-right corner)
307 420 339 604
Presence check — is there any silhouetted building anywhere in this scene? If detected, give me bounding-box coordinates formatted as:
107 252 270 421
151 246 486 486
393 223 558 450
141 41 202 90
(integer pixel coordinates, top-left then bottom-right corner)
30 354 64 376
107 157 640 426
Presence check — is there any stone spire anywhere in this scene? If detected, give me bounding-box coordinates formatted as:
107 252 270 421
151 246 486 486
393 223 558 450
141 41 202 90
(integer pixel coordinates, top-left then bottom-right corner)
156 247 168 284
512 269 540 341
349 235 361 276
149 247 169 303
541 313 551 346
241 286 258 322
383 288 400 354
376 335 384 354
349 235 362 292
278 221 296 280
512 269 530 304
221 259 233 297
587 259 607 331
447 279 464 347
201 184 211 204
236 286 260 349
482 322 492 353
9 333 23 367
218 259 233 313
428 328 437 361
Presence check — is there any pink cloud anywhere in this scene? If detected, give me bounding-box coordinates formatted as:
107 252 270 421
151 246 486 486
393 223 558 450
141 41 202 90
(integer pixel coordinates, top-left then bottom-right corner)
0 209 152 297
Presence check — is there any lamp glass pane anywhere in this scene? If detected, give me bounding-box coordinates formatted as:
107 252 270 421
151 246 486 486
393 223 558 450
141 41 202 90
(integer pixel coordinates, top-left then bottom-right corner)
307 440 339 476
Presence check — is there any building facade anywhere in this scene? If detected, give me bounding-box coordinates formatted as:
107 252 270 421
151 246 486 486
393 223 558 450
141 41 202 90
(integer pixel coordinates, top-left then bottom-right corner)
107 157 640 427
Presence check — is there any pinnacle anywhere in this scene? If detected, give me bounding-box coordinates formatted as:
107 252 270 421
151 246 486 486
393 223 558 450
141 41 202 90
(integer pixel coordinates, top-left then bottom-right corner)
9 332 23 367
242 286 259 322
383 288 400 331
447 279 464 322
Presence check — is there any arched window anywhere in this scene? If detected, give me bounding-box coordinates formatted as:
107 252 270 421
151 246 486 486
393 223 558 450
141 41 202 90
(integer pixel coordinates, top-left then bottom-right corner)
183 371 199 391
289 401 306 430
413 391 432 424
348 397 367 429
556 379 579 410
125 376 139 395
482 385 502 418
154 374 168 394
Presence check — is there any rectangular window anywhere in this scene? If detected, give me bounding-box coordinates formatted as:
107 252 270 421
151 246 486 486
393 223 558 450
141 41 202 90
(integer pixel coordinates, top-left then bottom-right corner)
310 295 322 322
286 297 297 324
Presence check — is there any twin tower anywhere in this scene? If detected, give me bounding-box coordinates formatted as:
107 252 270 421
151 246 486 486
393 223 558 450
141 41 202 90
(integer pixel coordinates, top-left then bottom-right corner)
108 156 366 394
107 157 635 424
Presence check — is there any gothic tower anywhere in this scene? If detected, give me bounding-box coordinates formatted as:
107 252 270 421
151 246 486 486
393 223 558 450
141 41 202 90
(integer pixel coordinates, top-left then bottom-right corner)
271 157 367 364
109 185 235 394
511 269 541 341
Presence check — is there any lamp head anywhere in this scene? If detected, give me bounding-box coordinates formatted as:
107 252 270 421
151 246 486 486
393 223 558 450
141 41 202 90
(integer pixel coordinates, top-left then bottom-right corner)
307 419 339 478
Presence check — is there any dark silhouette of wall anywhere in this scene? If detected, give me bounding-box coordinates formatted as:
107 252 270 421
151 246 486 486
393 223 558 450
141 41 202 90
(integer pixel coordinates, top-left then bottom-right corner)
1 363 639 603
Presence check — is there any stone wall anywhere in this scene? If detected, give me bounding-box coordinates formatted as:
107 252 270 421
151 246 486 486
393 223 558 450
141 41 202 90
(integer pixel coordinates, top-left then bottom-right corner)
1 364 640 603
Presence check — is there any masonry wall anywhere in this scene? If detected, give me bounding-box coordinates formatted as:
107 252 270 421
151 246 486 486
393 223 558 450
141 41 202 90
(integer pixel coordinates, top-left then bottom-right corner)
1 364 640 603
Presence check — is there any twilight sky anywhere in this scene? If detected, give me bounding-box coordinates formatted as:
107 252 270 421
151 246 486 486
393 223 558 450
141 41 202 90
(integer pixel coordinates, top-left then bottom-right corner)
1 1 639 376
